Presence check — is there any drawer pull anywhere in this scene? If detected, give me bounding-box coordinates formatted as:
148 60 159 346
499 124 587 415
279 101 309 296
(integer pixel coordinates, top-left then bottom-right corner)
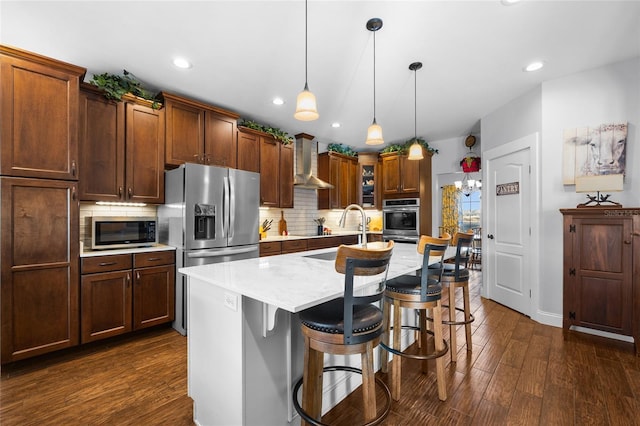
99 262 117 266
146 257 162 261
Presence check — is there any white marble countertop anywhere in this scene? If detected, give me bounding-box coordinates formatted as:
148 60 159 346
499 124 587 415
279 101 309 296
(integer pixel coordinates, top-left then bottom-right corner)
179 242 445 313
80 243 176 258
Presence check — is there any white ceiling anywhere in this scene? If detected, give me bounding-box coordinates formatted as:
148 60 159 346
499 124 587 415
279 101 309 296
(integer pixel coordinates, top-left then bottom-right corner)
2 1 639 151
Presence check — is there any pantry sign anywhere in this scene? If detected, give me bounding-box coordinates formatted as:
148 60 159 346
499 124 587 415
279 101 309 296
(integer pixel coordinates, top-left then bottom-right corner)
496 181 519 196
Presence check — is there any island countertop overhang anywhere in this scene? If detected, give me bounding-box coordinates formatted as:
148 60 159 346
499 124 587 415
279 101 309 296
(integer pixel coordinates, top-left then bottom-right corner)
179 242 429 313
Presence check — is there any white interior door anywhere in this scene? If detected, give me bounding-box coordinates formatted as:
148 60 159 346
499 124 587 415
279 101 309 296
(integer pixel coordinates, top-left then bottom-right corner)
485 134 536 316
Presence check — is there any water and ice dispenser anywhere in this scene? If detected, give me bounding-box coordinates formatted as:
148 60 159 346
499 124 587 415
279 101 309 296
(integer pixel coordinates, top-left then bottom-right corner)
194 203 216 240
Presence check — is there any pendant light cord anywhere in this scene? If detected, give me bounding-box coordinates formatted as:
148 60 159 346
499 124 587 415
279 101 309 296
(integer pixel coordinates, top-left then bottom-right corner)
304 0 308 86
373 30 377 121
414 67 417 140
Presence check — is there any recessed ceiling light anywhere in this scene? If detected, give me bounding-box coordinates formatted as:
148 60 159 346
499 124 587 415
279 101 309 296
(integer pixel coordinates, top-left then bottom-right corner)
331 122 341 128
524 61 544 72
272 97 284 106
172 58 192 69
501 0 521 5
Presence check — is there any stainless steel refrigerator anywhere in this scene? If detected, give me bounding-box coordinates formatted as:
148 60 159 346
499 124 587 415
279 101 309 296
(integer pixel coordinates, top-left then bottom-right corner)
158 163 260 335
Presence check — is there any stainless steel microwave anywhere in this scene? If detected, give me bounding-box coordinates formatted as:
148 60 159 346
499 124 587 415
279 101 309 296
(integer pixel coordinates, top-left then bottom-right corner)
90 216 157 250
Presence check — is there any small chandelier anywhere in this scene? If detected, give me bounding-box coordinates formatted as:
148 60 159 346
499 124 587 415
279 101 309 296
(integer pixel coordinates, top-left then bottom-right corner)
407 61 424 160
294 0 319 121
455 174 481 197
365 18 384 145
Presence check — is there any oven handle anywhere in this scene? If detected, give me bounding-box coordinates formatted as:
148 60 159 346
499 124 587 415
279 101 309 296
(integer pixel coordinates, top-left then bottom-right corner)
383 207 419 213
383 235 419 243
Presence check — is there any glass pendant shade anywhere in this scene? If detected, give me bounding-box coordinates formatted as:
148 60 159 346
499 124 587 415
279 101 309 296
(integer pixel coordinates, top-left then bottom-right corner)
407 142 423 160
294 84 319 121
365 120 384 145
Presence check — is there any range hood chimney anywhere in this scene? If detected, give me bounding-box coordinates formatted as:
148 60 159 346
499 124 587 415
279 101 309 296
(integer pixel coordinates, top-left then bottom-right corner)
293 133 334 190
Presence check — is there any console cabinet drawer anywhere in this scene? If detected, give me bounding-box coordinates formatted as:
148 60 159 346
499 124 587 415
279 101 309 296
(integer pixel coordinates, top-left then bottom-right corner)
82 254 132 274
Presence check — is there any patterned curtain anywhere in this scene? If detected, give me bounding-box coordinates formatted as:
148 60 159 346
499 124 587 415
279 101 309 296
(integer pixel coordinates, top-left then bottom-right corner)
440 185 460 237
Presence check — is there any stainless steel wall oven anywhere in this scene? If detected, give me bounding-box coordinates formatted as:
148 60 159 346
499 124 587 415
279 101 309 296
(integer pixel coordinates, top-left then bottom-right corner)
382 198 420 243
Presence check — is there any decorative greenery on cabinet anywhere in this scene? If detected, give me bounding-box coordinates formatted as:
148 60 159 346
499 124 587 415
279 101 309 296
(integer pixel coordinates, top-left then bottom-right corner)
90 70 161 109
327 143 357 157
380 137 438 155
238 120 293 144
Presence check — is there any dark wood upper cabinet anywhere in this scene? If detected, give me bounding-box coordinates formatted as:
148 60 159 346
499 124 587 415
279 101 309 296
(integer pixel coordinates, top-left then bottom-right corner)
259 136 280 207
237 127 261 173
381 153 420 195
279 144 294 208
161 92 239 168
78 84 125 201
79 84 165 204
317 152 358 210
0 45 86 180
204 111 237 168
125 103 165 203
163 95 205 166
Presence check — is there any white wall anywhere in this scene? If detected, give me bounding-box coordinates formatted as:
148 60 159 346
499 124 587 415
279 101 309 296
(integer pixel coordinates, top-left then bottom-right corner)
480 57 640 322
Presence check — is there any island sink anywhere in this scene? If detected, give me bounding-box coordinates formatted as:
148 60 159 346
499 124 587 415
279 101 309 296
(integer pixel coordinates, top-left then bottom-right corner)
303 251 337 261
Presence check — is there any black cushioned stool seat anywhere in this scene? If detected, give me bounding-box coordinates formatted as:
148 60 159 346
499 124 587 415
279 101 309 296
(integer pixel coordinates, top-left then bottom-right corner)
293 242 394 426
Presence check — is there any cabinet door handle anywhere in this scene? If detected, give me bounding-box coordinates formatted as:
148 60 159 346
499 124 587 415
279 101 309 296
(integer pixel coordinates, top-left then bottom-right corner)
118 187 123 198
136 271 141 281
71 160 77 176
99 262 117 266
71 186 77 201
126 273 131 287
487 234 494 239
624 240 632 244
128 187 132 198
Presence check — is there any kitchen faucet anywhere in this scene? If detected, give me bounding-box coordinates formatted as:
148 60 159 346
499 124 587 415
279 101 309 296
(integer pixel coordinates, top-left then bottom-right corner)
338 204 368 248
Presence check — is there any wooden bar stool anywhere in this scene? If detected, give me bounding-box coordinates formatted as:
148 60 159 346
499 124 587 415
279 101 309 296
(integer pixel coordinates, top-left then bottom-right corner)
379 235 450 402
432 231 474 363
293 241 394 426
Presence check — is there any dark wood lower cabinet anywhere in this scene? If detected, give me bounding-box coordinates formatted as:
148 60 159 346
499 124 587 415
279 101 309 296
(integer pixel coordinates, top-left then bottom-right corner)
80 251 175 344
133 261 175 329
81 270 132 342
0 177 79 364
260 235 364 257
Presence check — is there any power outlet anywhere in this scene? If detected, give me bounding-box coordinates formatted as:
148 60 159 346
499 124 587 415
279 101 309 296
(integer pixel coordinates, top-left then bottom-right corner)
223 292 238 311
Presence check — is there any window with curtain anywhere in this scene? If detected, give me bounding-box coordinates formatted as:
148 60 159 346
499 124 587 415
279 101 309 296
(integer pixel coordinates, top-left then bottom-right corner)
440 185 459 236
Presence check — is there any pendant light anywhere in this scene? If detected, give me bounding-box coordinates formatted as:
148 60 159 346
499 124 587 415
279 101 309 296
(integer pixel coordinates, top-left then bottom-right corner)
365 18 384 145
294 0 319 121
407 61 424 160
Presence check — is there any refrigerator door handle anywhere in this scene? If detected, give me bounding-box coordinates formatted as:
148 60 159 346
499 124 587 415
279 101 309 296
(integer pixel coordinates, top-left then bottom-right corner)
222 175 230 239
228 173 236 240
186 246 258 259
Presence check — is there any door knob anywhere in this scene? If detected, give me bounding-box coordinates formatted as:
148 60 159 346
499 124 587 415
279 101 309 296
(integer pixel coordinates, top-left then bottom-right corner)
487 234 494 239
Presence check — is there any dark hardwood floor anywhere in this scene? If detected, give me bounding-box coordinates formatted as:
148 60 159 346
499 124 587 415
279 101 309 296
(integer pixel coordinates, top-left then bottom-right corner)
1 270 639 425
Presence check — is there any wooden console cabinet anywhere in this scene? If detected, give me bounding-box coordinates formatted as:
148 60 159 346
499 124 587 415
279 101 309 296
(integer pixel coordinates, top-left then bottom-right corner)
560 207 639 354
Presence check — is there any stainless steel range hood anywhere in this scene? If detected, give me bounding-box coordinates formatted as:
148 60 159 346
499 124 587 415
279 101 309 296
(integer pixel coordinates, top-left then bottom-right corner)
293 133 334 190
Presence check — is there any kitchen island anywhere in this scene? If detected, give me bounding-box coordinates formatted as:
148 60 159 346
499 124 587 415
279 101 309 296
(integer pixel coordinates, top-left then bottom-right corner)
180 242 443 426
